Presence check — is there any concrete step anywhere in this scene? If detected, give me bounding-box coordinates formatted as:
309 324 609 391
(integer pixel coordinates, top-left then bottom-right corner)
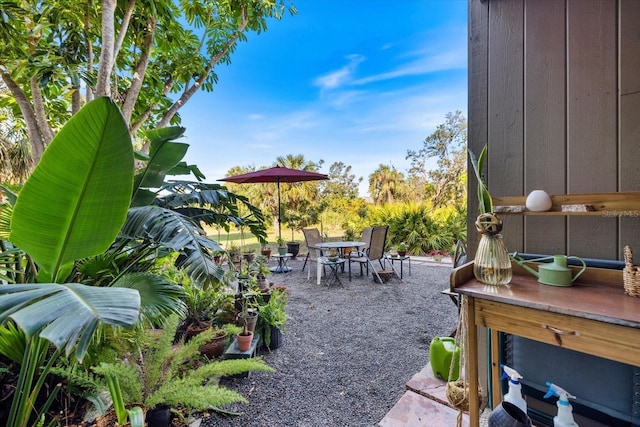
378 363 470 426
378 390 469 426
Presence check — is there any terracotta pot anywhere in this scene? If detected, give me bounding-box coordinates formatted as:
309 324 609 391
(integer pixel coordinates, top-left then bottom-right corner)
398 250 407 257
261 249 272 259
199 331 228 358
237 332 254 351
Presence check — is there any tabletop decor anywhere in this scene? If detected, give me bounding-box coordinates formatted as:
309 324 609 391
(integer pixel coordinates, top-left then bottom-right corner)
623 246 640 297
469 145 512 286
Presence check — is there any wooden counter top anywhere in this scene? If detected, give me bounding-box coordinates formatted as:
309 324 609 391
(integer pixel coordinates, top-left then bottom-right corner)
452 262 640 328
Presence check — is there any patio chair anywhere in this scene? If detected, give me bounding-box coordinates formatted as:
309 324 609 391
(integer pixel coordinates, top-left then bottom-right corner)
348 225 399 283
301 227 324 279
348 226 372 258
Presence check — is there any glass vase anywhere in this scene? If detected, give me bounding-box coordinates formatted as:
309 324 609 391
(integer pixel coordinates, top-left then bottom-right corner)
473 213 512 286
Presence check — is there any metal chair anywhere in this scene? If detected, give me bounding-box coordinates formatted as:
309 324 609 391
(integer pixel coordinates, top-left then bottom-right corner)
348 225 399 282
447 239 467 307
349 226 372 258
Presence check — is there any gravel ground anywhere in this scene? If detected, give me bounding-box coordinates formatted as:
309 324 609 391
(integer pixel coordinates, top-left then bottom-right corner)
201 256 459 427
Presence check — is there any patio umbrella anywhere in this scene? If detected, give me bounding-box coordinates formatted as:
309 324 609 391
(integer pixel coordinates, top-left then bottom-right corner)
219 165 329 242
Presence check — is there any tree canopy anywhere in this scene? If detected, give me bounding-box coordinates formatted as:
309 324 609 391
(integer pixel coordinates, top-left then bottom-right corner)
406 110 467 208
0 0 297 169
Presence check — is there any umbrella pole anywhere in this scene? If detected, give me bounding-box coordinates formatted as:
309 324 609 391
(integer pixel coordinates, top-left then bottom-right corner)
277 179 282 241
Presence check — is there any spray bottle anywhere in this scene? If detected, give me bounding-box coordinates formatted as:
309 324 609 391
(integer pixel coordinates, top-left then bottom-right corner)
501 364 527 413
544 382 579 427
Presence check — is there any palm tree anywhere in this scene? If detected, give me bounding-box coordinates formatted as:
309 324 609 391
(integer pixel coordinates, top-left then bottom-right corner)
368 164 407 204
274 154 324 236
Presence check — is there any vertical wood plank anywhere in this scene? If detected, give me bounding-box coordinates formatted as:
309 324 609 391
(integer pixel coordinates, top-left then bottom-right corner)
567 0 618 259
619 0 640 96
523 0 567 255
488 0 524 252
468 0 490 258
619 0 640 256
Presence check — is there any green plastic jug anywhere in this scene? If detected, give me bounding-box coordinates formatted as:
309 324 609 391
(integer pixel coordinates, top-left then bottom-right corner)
429 337 460 381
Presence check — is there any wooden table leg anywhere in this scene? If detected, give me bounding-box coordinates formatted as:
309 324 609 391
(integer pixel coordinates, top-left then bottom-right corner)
490 328 502 409
465 295 480 427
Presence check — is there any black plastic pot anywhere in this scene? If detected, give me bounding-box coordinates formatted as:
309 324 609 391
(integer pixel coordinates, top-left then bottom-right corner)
146 404 171 427
287 242 300 258
262 326 284 350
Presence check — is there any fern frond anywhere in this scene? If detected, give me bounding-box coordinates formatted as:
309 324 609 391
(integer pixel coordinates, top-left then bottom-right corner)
192 358 274 381
147 382 247 410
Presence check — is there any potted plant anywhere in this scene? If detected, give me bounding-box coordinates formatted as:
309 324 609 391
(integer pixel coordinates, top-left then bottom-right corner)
242 246 256 263
257 287 290 351
228 244 241 263
255 257 272 292
429 249 450 262
237 292 258 351
286 221 301 258
199 323 240 358
277 237 287 256
236 286 260 345
397 242 408 257
260 244 272 260
93 315 273 424
182 279 218 339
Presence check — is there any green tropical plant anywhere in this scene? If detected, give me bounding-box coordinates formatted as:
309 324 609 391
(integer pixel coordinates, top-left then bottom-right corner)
257 287 289 349
103 372 144 427
2 97 140 356
0 97 141 427
468 144 492 214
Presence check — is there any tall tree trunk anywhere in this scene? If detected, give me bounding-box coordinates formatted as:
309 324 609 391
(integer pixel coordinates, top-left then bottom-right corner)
0 71 45 164
96 0 116 97
114 0 136 61
85 2 94 102
122 16 155 124
29 77 55 144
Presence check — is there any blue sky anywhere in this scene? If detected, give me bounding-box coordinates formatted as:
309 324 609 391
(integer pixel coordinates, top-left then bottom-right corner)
180 0 468 196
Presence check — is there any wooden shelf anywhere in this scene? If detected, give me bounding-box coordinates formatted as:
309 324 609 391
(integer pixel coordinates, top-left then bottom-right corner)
492 191 640 216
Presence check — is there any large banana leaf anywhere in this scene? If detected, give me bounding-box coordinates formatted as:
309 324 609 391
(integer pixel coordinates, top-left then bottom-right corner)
0 283 140 359
120 206 225 284
112 272 187 325
131 127 188 207
10 97 134 282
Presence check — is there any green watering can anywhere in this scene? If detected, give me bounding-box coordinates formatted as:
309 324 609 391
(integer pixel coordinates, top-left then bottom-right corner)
511 253 586 287
429 337 460 381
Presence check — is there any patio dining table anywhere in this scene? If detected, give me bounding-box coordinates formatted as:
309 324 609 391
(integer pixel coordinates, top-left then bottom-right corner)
314 241 366 285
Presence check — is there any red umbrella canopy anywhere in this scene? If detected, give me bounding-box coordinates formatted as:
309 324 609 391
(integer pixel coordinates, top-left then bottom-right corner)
219 166 329 240
219 166 328 184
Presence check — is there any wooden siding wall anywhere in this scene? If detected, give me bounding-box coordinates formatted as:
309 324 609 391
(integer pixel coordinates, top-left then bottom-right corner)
468 0 640 260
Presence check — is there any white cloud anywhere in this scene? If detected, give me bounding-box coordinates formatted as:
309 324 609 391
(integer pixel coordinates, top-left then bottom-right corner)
313 54 366 90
